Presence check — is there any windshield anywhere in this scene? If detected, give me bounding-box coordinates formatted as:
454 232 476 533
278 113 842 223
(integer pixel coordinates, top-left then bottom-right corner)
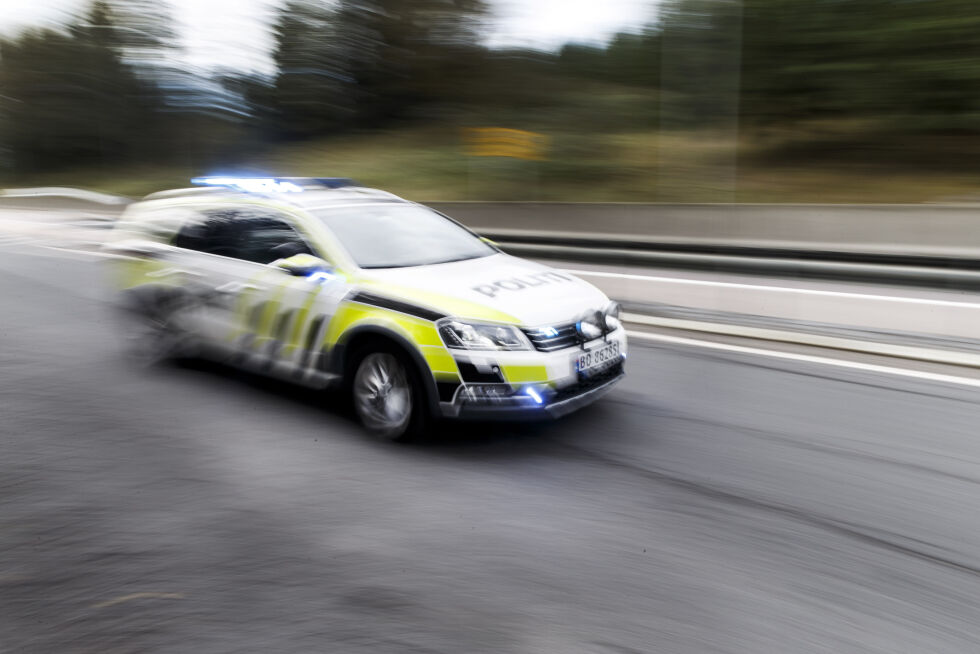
314 203 497 268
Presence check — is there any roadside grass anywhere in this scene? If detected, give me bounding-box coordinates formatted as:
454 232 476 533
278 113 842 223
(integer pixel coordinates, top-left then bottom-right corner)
7 119 980 204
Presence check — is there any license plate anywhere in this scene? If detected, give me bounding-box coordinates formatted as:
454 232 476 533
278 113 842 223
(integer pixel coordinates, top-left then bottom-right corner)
574 341 620 375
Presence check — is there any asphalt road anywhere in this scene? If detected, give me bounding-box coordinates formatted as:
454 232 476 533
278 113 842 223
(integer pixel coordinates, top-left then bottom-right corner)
2 246 980 653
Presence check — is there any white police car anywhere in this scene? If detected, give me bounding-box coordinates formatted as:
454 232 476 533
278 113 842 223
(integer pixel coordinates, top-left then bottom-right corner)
106 177 627 440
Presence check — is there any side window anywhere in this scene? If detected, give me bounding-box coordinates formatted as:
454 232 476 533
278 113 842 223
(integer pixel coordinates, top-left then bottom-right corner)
172 216 209 252
236 215 314 264
172 210 240 255
200 211 244 258
172 209 313 264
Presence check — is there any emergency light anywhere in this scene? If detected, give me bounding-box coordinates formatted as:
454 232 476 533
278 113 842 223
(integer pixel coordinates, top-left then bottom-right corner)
190 177 358 193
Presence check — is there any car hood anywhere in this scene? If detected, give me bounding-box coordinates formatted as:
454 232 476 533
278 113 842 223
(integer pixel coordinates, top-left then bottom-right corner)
356 253 610 326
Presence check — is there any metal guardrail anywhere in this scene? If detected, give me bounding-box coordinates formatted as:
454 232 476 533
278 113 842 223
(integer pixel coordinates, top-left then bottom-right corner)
3 189 979 287
0 187 130 206
428 201 980 259
429 201 980 286
479 229 980 289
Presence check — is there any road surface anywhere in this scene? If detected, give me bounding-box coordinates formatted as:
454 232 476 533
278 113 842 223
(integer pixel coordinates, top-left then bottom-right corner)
1 246 979 653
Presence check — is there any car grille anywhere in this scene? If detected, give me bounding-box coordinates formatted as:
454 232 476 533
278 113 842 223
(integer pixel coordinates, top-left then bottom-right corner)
523 322 579 352
552 362 625 403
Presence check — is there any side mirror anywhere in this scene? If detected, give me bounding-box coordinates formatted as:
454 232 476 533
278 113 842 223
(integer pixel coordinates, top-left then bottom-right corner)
272 253 334 277
270 241 310 260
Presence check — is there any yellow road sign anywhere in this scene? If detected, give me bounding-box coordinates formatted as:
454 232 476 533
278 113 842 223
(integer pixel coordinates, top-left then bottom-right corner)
463 127 549 161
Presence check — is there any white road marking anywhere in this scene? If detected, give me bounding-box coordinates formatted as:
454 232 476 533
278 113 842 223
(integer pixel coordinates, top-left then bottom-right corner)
625 329 980 389
564 267 980 309
623 312 980 368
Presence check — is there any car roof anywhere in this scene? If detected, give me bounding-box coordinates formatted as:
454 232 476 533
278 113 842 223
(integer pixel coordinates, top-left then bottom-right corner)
141 185 409 212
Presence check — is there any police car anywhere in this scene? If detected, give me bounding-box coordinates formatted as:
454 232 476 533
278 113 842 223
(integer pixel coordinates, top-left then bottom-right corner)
106 177 627 440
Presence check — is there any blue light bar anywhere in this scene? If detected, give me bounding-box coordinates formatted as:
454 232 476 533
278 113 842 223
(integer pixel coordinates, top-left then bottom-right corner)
190 177 359 193
192 177 304 193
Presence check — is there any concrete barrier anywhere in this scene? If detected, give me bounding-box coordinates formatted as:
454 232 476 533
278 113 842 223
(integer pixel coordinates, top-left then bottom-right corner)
5 189 980 271
429 202 980 259
4 191 980 259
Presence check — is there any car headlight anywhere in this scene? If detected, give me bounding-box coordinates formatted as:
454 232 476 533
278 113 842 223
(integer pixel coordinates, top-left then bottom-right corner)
438 318 531 351
605 302 622 331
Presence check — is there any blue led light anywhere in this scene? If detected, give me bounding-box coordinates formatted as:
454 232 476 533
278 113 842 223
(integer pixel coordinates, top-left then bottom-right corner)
542 326 559 337
191 177 304 193
306 271 335 284
525 387 544 405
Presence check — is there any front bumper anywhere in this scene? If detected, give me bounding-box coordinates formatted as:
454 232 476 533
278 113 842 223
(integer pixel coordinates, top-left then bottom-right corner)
441 361 625 421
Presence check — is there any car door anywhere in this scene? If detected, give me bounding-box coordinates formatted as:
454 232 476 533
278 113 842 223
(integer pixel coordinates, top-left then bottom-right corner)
166 208 278 352
230 210 350 387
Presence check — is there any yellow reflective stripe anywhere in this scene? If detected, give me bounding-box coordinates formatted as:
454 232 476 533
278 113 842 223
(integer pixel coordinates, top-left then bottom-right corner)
257 300 280 337
116 259 169 289
229 271 278 341
282 291 336 361
499 364 549 383
262 279 291 334
324 303 373 345
253 294 289 349
401 320 444 347
326 301 444 348
420 345 458 375
287 288 321 348
324 302 456 382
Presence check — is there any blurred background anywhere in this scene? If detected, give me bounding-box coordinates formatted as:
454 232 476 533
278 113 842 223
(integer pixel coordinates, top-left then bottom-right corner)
7 3 980 653
5 0 980 202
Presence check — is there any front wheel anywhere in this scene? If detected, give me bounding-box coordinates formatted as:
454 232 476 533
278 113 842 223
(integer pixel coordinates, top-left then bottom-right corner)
351 350 424 442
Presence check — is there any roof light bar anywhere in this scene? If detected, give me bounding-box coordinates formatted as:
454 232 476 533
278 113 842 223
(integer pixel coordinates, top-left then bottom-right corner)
192 177 303 193
190 177 359 193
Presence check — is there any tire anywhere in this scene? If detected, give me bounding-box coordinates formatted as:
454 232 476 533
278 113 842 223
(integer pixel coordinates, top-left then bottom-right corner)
119 289 198 365
350 344 428 442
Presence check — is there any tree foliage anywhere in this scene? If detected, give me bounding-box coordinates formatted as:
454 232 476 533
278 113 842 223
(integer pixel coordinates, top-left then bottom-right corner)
659 0 980 130
271 0 488 136
4 0 980 178
0 2 160 170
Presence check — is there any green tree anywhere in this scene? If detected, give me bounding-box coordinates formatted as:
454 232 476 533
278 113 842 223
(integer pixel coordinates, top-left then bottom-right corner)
334 0 488 122
657 0 743 127
271 0 488 137
659 0 980 131
0 1 154 171
271 0 355 137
